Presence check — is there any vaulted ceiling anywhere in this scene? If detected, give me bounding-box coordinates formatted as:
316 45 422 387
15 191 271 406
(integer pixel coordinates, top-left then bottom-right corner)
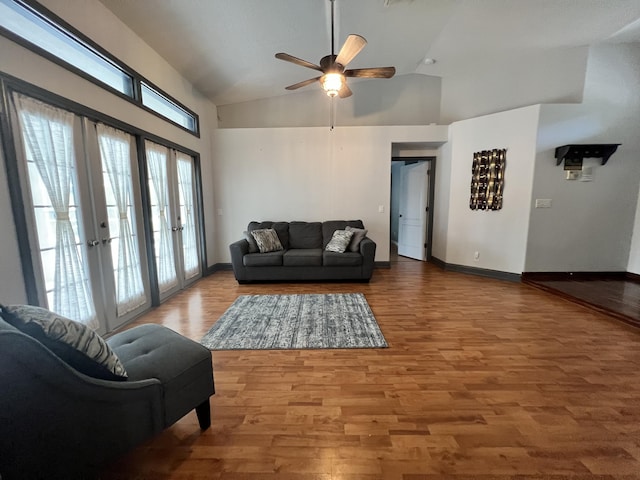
99 0 640 107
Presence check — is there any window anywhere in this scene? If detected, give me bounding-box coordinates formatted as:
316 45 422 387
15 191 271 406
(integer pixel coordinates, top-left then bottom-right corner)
141 83 198 133
0 0 199 135
0 0 133 96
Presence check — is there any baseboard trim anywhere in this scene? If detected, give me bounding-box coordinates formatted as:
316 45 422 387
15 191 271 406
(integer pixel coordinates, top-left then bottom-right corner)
431 256 520 282
430 256 446 269
206 263 233 275
375 261 391 269
522 271 627 282
625 272 640 283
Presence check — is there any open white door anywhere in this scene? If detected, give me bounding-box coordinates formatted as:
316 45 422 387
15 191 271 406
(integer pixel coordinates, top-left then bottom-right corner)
398 162 429 260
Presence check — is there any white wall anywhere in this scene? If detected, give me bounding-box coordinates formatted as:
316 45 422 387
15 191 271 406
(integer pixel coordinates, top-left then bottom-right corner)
217 74 441 128
527 43 640 272
0 0 219 306
439 47 588 124
443 105 540 274
432 139 451 262
211 125 448 263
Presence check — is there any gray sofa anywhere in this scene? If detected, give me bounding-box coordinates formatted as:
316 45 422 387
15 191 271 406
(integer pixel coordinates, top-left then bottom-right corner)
229 220 376 283
0 316 214 479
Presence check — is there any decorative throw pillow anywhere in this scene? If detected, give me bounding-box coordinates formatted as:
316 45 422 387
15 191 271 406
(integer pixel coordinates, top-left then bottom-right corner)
251 228 284 253
346 226 368 252
243 230 259 253
325 229 354 253
0 304 128 381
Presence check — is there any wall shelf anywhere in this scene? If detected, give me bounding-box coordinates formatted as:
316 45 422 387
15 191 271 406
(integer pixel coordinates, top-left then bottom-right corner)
555 144 621 168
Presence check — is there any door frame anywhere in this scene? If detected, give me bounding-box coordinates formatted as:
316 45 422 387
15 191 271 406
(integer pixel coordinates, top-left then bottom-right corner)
391 156 436 261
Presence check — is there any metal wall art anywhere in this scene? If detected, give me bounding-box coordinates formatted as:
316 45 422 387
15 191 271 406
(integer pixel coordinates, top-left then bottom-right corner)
470 149 506 210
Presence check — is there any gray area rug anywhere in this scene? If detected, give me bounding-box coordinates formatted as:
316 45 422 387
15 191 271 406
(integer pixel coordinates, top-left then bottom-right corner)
200 293 387 350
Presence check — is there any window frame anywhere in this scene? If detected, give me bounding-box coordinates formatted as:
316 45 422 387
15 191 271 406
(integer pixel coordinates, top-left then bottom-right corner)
0 0 200 137
0 72 207 309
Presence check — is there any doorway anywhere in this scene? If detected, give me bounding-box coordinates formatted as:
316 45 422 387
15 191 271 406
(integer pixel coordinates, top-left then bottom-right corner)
390 157 435 262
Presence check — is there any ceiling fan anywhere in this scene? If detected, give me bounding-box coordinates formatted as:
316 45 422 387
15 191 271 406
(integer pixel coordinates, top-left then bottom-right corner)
275 0 396 99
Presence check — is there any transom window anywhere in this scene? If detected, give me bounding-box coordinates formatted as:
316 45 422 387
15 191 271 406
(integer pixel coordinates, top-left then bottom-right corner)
0 0 199 135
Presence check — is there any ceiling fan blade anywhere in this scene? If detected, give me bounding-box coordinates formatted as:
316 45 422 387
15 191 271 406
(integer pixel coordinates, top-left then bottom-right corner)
275 53 323 72
285 77 321 91
338 83 352 98
335 34 367 67
345 67 396 78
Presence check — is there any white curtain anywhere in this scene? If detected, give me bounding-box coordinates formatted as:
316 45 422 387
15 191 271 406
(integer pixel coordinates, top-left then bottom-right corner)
97 124 146 315
176 153 200 279
14 93 97 328
145 141 177 292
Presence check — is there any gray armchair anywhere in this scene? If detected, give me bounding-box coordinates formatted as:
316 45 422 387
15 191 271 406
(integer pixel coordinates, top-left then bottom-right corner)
0 317 214 480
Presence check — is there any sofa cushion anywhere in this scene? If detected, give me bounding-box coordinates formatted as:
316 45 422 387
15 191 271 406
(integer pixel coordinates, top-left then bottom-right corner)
283 248 323 266
249 221 289 249
289 222 322 249
323 251 363 266
325 230 354 253
251 229 284 253
243 251 284 267
346 226 368 252
322 220 365 248
0 304 127 381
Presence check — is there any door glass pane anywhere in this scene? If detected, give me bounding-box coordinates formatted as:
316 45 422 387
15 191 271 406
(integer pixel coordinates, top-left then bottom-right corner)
14 93 97 327
96 124 147 316
176 153 200 280
145 140 178 293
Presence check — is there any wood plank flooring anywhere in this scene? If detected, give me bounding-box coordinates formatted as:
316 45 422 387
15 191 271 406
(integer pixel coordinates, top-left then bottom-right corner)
102 262 640 480
524 276 640 328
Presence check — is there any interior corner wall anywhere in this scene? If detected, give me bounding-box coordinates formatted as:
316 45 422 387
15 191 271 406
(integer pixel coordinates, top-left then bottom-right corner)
444 105 540 274
526 43 640 273
217 74 441 128
210 125 448 263
0 131 27 304
439 47 588 124
431 140 451 261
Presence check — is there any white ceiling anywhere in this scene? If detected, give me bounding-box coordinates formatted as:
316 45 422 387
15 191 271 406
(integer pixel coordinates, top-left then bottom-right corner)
98 0 640 107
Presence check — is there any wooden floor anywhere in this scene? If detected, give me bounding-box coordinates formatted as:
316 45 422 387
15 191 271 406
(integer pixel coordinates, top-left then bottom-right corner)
102 262 640 480
525 276 640 328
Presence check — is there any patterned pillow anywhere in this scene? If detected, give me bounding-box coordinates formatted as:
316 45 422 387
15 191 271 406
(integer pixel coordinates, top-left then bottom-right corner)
0 304 128 381
325 230 354 253
346 226 368 252
243 230 259 253
251 228 284 253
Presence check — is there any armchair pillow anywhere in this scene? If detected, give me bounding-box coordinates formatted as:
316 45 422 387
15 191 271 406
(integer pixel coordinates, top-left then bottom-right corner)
0 304 128 381
345 226 368 252
251 228 284 253
325 230 354 253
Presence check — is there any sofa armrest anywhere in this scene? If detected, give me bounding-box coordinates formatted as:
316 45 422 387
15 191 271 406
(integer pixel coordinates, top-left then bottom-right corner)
360 237 376 280
229 239 249 281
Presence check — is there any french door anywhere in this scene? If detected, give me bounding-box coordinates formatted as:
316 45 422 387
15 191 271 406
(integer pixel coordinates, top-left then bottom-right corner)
145 140 201 301
10 93 150 334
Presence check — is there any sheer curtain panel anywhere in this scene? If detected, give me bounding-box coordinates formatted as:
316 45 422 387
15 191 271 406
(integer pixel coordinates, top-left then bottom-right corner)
176 153 199 279
145 140 178 293
14 93 97 328
97 124 146 315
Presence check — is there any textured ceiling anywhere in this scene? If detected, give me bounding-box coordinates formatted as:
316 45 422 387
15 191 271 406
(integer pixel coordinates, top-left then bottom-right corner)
98 0 640 106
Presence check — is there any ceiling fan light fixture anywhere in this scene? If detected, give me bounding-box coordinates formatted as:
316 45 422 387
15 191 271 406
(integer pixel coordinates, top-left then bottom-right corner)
321 73 344 97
